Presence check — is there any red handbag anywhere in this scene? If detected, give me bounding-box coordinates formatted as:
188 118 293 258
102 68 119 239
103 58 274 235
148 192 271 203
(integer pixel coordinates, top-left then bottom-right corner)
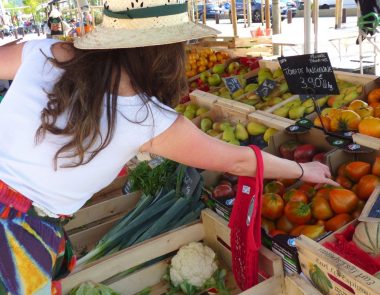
228 145 264 291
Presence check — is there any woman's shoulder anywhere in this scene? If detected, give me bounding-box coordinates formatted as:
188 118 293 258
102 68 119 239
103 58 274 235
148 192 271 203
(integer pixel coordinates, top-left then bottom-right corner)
22 38 63 60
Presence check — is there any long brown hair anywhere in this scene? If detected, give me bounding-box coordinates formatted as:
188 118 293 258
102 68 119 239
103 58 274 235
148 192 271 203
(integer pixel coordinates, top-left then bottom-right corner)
37 42 188 168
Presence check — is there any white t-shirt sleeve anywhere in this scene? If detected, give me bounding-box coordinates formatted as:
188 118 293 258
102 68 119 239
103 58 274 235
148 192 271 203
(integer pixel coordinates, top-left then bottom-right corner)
21 39 60 62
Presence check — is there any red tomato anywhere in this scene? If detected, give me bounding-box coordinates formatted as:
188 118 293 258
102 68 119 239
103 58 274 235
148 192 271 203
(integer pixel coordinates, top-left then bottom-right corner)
311 197 334 220
284 201 312 225
345 161 371 182
357 174 380 200
276 215 294 233
262 193 284 220
335 175 353 189
283 189 309 203
325 213 352 232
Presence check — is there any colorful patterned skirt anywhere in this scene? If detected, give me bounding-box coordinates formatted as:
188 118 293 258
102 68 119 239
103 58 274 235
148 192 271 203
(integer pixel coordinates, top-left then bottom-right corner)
0 187 76 295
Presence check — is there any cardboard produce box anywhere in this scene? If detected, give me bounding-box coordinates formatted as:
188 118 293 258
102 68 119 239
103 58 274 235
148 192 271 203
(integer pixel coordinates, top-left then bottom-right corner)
297 222 380 295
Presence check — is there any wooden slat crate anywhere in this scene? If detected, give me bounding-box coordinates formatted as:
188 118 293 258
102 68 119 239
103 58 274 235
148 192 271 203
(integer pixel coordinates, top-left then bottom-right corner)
62 209 285 295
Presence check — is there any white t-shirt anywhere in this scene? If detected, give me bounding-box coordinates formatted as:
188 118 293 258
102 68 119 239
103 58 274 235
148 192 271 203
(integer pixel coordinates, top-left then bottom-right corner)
0 39 178 215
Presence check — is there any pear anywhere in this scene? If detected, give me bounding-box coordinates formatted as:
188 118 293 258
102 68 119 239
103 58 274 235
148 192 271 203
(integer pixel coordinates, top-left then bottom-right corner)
316 96 328 107
185 103 199 113
273 106 290 118
200 117 213 132
263 128 277 143
241 99 259 106
273 68 283 79
255 102 268 110
279 81 289 94
289 106 306 120
232 89 245 100
222 127 236 142
343 91 360 103
207 129 221 137
245 83 259 93
235 123 249 141
258 72 273 85
267 97 283 107
282 93 293 99
183 110 195 120
208 74 222 87
229 138 241 145
220 122 232 131
219 92 232 99
247 93 260 100
302 99 315 114
199 71 211 83
304 105 315 114
246 120 268 136
332 100 346 109
212 122 223 132
174 104 186 113
196 107 209 116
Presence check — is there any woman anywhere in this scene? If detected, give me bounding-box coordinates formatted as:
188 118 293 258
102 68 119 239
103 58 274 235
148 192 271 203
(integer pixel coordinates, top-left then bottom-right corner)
0 0 336 293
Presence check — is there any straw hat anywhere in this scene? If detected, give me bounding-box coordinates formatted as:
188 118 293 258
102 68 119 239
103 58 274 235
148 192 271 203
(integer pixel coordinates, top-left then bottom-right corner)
74 0 220 49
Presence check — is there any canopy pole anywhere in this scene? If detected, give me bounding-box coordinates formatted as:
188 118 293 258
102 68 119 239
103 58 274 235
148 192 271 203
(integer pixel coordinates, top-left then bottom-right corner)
231 0 238 37
243 0 247 27
265 0 270 30
203 0 206 24
335 0 343 29
304 0 312 54
313 0 319 53
247 0 252 26
272 0 280 55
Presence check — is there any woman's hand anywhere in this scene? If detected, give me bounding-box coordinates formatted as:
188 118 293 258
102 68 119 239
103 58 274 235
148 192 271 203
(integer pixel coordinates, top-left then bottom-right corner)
299 161 339 186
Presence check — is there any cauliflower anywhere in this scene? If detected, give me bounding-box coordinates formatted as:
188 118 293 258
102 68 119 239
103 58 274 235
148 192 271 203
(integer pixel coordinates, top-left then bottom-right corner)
169 242 218 289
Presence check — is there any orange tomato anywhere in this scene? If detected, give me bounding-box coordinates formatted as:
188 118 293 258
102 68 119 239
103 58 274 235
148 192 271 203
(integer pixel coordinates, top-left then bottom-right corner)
345 161 371 182
329 189 358 214
337 163 347 177
314 116 331 131
367 88 380 104
335 175 353 189
283 189 309 203
325 213 352 232
372 157 380 177
276 215 294 233
298 183 316 199
277 178 297 187
352 200 365 219
374 105 380 118
316 220 325 226
313 187 331 201
330 110 361 132
358 117 380 138
284 201 312 225
269 229 287 237
348 99 368 110
262 193 285 220
261 217 275 234
312 196 334 220
357 174 380 200
290 225 307 236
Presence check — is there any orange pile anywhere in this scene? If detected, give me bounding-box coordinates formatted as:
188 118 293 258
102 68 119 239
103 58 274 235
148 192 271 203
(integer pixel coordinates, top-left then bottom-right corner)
185 48 229 78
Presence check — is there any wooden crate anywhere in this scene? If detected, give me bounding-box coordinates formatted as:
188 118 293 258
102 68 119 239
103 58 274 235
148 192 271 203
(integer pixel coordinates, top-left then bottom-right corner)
190 89 256 115
65 192 141 256
62 209 285 295
297 228 380 295
249 110 294 131
284 274 323 295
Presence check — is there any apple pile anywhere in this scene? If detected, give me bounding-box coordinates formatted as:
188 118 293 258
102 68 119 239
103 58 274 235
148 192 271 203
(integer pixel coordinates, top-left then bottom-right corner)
199 117 277 148
278 140 326 163
174 103 209 120
185 47 230 78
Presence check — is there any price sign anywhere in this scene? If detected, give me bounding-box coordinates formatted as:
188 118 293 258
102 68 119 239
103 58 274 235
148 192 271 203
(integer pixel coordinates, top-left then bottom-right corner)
223 76 242 94
256 79 277 98
277 53 339 95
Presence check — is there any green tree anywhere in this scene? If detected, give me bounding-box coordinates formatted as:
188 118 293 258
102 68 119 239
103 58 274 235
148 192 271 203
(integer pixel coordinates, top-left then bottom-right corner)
23 0 44 21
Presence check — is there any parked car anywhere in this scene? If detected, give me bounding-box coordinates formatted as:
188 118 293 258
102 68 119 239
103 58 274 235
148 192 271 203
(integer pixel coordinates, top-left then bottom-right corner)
230 0 290 23
298 0 357 10
197 3 222 19
281 0 298 16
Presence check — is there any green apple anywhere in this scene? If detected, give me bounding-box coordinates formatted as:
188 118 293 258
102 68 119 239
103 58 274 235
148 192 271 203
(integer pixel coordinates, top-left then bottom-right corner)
185 103 199 114
208 74 222 87
227 61 240 74
183 110 195 120
212 64 225 75
199 71 211 83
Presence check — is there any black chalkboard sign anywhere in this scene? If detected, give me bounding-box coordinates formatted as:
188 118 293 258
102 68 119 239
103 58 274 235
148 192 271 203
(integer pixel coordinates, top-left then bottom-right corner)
278 53 339 95
223 76 242 94
256 79 277 98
